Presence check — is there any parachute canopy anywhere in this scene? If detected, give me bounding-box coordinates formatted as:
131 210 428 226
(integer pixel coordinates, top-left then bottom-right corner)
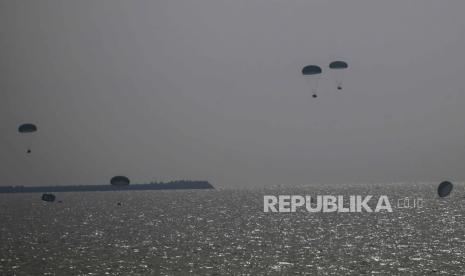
302 65 323 98
41 193 56 202
18 123 37 133
302 65 322 75
329 61 348 69
438 181 453 197
111 176 130 186
329 61 348 90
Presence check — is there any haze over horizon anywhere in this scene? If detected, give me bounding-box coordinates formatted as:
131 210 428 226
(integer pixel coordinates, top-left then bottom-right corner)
1 1 465 187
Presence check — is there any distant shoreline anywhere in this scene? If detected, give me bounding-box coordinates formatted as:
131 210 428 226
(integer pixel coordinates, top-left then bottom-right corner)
0 181 214 193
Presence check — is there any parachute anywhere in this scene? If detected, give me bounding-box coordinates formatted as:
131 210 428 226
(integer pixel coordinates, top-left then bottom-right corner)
437 181 453 198
329 61 348 90
111 176 130 187
302 65 323 98
111 176 130 205
41 193 56 202
18 123 37 133
18 123 37 154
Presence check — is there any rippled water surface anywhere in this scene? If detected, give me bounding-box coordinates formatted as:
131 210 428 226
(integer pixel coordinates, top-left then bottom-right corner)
1 183 464 275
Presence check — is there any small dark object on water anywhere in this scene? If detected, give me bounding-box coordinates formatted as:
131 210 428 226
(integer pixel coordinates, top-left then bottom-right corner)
117 202 122 206
58 200 63 203
27 149 31 154
438 181 453 197
337 86 342 90
42 193 56 202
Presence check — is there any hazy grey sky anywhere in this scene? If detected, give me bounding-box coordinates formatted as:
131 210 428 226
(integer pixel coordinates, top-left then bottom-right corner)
1 0 465 187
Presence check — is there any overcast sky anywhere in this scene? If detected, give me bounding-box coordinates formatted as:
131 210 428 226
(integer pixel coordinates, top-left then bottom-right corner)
1 0 465 187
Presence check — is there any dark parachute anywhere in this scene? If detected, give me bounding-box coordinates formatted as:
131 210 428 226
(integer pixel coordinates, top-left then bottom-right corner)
302 65 322 75
111 176 130 187
111 176 130 205
302 65 323 98
18 123 38 133
329 61 348 90
329 61 348 69
18 123 38 154
42 193 56 202
437 181 453 198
